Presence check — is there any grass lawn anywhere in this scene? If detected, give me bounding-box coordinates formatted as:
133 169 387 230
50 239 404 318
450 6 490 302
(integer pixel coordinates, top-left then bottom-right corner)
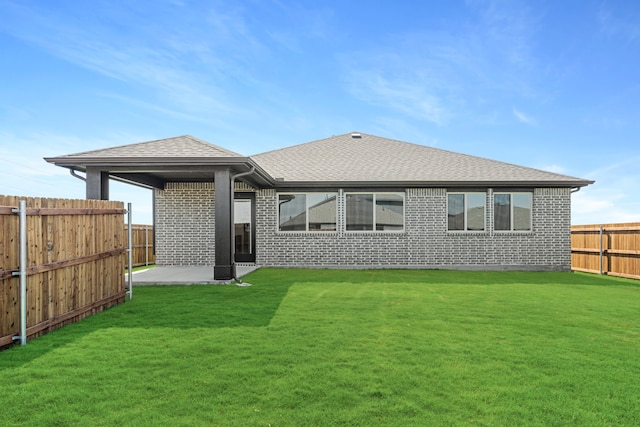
1 269 639 426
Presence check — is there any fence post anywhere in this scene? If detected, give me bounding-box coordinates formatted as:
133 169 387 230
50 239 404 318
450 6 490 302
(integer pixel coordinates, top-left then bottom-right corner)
145 224 149 266
127 203 133 300
11 200 27 346
599 226 603 275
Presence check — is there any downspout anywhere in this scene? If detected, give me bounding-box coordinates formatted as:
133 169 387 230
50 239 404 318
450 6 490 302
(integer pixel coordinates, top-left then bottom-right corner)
570 187 581 193
230 165 256 283
70 169 86 181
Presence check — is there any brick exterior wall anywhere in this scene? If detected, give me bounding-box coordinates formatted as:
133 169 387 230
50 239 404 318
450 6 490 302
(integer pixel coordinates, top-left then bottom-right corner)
155 184 572 271
154 182 215 266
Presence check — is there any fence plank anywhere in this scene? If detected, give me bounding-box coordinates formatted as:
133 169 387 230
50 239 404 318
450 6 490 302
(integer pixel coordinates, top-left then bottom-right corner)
126 224 155 267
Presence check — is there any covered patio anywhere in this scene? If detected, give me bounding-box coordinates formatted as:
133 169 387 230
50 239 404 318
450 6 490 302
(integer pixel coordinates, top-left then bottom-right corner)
131 264 260 285
45 136 273 281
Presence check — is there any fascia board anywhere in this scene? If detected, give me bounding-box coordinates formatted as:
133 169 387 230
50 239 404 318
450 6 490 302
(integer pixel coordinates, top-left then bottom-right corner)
44 156 252 166
274 179 595 189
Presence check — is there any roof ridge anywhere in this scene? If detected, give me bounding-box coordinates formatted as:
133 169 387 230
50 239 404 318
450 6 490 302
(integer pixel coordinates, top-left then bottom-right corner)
180 135 243 156
249 133 350 157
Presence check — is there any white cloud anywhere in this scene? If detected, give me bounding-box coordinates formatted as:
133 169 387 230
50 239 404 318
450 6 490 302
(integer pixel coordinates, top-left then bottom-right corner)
342 0 539 125
512 108 536 125
571 156 640 225
0 2 265 120
572 190 639 225
345 70 450 125
0 129 165 222
598 5 640 43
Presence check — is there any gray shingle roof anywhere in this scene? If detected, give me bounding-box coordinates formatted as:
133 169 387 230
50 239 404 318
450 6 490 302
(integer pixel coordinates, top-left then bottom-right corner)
59 135 242 158
45 132 593 188
251 132 592 186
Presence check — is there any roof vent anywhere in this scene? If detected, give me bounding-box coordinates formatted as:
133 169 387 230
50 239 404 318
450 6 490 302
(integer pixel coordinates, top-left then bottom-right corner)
351 132 362 138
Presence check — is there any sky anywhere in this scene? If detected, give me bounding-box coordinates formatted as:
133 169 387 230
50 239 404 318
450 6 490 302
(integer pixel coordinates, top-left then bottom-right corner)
0 0 638 225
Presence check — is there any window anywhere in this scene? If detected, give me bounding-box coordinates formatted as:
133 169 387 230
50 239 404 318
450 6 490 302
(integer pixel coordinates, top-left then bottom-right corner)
494 192 532 231
345 192 404 231
448 193 486 231
278 193 337 232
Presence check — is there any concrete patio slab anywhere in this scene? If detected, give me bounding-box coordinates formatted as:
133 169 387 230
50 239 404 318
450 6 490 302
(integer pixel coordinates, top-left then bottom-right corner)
130 264 260 285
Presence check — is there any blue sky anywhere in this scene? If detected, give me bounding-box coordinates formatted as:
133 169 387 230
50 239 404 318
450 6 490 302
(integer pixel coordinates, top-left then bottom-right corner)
0 0 638 225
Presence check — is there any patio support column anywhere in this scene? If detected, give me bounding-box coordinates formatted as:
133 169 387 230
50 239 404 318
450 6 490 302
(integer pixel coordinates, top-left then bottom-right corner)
214 169 234 280
86 167 109 200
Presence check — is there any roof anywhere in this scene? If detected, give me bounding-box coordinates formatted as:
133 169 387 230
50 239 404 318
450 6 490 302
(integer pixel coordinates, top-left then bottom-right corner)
52 135 242 159
44 135 273 189
251 132 593 187
45 132 594 189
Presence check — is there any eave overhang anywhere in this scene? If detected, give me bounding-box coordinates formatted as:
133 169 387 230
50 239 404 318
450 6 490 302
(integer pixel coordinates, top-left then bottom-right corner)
44 156 275 189
45 152 595 192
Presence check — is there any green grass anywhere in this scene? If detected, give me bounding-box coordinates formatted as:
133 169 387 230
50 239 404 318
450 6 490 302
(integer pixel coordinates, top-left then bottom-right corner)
1 269 639 426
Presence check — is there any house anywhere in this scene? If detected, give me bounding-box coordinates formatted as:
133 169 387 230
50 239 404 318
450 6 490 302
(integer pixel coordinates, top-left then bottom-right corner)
45 132 594 279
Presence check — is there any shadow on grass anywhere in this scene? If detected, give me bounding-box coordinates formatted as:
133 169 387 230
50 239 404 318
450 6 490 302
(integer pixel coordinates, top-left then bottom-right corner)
104 269 298 329
0 269 296 368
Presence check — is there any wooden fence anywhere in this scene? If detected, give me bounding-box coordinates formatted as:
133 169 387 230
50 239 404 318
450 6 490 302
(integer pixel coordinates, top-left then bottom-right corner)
128 224 155 267
1 196 127 349
571 222 640 280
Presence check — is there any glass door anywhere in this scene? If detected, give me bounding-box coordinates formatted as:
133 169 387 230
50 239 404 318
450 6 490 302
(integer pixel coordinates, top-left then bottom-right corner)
234 194 255 263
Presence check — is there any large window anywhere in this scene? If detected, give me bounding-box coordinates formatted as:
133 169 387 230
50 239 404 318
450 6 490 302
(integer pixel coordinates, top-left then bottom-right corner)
278 193 337 232
494 192 532 231
448 193 486 231
345 192 404 231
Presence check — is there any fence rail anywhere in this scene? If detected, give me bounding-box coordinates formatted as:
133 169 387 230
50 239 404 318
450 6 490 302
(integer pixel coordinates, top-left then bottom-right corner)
571 222 640 280
1 196 127 349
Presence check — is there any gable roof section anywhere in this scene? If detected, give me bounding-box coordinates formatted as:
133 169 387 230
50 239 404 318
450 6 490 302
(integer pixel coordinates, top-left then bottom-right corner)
44 135 273 189
53 135 242 160
251 132 593 188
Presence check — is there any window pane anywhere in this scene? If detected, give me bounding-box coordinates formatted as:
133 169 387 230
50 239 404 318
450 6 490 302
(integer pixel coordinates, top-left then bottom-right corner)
513 193 532 231
466 193 485 231
448 194 464 231
346 194 373 230
308 193 337 231
494 194 511 231
376 193 404 231
234 199 252 254
279 194 306 231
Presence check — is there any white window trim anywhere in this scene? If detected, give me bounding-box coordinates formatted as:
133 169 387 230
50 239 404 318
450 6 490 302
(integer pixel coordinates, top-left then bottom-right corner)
277 192 338 233
344 192 405 233
493 192 533 232
447 192 487 233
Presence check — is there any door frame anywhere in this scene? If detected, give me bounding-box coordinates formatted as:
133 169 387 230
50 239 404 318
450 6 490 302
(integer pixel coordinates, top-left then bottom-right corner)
234 192 256 263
